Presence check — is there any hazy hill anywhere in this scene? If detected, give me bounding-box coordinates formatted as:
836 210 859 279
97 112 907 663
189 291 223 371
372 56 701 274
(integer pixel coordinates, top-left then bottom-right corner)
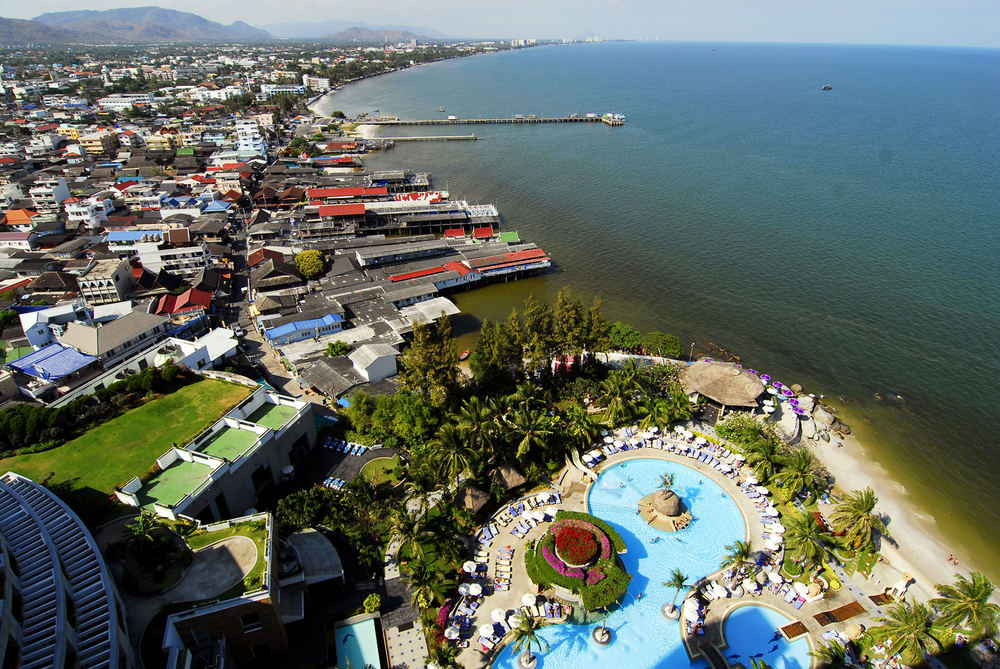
31 7 271 43
327 27 424 44
259 19 447 40
0 17 76 44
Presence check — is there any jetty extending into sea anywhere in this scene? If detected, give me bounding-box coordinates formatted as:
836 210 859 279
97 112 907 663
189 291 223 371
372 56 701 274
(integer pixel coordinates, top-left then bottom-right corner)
366 114 625 127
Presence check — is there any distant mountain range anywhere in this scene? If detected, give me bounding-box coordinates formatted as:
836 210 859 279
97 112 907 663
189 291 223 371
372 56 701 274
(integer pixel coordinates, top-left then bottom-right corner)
258 19 448 40
0 6 453 45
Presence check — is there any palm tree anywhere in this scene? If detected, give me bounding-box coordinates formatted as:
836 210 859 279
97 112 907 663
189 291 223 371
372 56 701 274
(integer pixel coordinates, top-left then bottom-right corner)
402 555 455 609
510 615 549 667
663 568 690 613
657 472 675 493
778 448 825 502
507 406 554 459
564 402 599 450
872 602 941 665
810 639 848 668
429 424 478 492
830 487 890 554
638 397 673 432
387 508 428 561
930 572 1000 637
599 373 635 426
126 511 161 546
743 439 781 483
720 540 754 571
750 659 773 669
511 381 546 411
784 511 837 575
456 395 490 447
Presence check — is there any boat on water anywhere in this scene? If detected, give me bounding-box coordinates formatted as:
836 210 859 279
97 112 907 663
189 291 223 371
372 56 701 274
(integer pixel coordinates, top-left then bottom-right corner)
821 84 833 91
458 349 470 361
439 107 446 112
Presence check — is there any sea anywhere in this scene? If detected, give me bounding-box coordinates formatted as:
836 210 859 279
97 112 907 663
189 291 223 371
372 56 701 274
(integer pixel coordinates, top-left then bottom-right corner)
314 42 1000 579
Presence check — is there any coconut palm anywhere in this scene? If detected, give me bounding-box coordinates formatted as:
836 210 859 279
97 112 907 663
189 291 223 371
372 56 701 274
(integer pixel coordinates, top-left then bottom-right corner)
871 601 941 665
657 472 676 493
638 397 673 432
511 381 546 411
125 511 161 549
784 511 838 575
778 448 825 502
402 555 455 609
810 639 848 668
720 540 754 571
429 424 478 491
750 659 773 669
510 615 549 666
564 402 599 449
930 572 1000 637
830 487 890 553
742 439 781 483
387 508 428 561
507 406 554 459
599 373 636 426
457 395 491 448
663 568 690 612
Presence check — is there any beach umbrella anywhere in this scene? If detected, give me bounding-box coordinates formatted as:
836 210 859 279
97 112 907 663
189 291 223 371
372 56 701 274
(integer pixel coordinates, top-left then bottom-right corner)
684 430 694 439
508 613 523 626
756 486 771 495
695 436 707 445
773 381 783 388
532 509 546 522
491 608 508 622
748 369 757 374
650 426 660 433
756 571 769 585
768 570 784 585
463 561 477 574
793 581 809 596
767 388 779 395
675 425 686 434
522 593 537 606
458 583 471 596
479 624 496 637
468 583 483 596
629 437 639 446
744 577 760 592
719 464 732 473
614 439 623 447
770 524 786 534
764 540 781 552
760 373 771 381
845 623 865 640
444 626 460 640
603 436 614 443
537 494 550 505
685 604 700 622
745 474 758 484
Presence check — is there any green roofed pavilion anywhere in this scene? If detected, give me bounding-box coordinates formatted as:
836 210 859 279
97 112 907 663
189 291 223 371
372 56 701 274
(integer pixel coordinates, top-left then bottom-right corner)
246 402 298 430
499 231 520 242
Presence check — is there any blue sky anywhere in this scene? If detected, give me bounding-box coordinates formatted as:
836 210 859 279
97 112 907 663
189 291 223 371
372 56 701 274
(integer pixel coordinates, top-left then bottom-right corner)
5 0 999 47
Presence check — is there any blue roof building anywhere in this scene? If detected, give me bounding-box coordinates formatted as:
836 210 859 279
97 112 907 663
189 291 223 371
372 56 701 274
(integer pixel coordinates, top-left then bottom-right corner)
261 312 344 346
7 343 98 380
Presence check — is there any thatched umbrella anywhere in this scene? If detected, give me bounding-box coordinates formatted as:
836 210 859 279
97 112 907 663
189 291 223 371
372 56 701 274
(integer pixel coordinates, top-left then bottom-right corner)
490 464 527 490
680 360 765 408
458 485 490 513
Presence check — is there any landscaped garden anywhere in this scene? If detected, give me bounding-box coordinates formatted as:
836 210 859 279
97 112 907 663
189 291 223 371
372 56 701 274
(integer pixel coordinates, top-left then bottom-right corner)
359 454 403 485
525 510 631 610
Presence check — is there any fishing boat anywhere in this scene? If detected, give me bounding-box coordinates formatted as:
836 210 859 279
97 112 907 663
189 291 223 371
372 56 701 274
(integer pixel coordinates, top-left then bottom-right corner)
458 349 470 361
821 84 832 91
439 107 446 112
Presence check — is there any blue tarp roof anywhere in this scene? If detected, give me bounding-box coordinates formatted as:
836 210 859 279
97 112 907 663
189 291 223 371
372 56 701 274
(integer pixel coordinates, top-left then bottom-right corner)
203 200 232 213
337 397 351 408
263 313 343 340
7 343 97 380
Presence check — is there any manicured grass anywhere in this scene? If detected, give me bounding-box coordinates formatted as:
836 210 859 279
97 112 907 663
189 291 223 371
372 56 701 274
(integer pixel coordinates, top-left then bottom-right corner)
0 380 252 494
359 455 402 485
186 519 269 597
4 346 33 363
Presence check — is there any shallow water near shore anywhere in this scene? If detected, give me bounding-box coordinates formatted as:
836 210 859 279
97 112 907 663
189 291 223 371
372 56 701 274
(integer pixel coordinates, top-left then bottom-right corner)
315 42 1000 580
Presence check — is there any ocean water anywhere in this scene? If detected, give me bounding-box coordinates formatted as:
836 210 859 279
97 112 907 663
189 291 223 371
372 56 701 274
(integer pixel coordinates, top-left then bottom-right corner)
316 42 1000 578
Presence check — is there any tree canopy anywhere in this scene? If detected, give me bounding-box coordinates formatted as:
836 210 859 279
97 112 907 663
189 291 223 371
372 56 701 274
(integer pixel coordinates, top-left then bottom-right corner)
294 249 325 279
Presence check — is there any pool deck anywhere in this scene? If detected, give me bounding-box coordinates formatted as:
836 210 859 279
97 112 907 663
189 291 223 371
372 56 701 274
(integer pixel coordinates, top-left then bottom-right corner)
451 427 904 669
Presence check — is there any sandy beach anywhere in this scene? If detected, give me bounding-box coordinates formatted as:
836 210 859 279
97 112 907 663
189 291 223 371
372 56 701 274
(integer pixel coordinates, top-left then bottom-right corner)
807 425 992 604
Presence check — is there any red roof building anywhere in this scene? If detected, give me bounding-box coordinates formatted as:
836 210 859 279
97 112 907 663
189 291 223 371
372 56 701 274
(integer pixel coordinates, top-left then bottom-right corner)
154 287 212 315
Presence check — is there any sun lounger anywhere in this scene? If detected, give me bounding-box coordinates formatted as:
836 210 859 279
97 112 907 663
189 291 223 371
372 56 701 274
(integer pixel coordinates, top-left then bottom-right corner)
357 445 367 455
784 589 797 603
793 596 806 609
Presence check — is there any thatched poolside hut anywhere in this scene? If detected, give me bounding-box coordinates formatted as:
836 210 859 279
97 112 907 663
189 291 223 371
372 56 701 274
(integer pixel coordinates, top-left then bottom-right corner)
680 360 764 413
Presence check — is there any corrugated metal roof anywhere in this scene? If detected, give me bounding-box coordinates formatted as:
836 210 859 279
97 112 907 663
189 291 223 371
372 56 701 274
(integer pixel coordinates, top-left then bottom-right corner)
388 266 445 283
317 203 365 217
264 312 343 340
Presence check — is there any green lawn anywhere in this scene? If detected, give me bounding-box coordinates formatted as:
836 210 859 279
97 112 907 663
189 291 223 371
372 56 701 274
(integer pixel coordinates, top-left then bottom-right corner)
0 380 252 494
359 455 402 485
4 346 34 363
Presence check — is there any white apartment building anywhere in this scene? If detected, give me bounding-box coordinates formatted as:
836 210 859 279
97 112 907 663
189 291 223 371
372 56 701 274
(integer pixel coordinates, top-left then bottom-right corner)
96 92 155 111
65 193 115 229
26 133 65 156
28 177 70 214
235 119 266 156
302 74 332 91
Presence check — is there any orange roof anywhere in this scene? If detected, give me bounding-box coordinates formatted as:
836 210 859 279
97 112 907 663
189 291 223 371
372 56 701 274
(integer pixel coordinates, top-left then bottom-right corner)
5 209 39 226
317 203 365 217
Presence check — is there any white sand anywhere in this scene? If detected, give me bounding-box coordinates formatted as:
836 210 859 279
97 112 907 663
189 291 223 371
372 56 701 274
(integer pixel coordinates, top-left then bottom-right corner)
810 429 980 602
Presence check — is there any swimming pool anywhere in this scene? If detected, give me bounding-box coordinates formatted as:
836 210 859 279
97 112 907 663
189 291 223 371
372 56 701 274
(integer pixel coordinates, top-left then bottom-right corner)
722 605 813 669
492 457 748 669
334 617 383 669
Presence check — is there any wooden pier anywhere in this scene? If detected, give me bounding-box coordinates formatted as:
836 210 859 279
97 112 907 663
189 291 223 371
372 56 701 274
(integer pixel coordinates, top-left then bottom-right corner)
379 135 478 141
365 115 624 127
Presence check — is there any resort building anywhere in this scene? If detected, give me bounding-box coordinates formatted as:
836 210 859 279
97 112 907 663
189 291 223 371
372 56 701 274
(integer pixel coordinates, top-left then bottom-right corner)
59 310 169 367
115 385 316 521
0 472 134 669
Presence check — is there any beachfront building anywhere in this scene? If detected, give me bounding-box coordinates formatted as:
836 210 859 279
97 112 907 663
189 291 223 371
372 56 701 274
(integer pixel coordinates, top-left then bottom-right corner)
115 385 316 521
0 472 134 669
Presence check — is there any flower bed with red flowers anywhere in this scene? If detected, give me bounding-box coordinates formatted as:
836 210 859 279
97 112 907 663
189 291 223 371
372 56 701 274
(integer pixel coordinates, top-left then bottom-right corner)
554 525 600 566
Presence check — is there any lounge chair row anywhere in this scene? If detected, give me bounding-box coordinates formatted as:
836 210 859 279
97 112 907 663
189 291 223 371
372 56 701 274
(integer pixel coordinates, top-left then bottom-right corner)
321 477 345 490
321 437 368 456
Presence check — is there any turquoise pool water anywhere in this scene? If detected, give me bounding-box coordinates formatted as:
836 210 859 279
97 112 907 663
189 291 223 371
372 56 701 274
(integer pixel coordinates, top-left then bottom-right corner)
723 605 813 669
492 457 748 669
334 617 382 669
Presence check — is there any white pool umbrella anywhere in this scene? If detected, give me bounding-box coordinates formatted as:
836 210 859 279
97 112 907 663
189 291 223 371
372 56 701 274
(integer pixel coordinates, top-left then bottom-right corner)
508 613 523 626
794 581 809 596
650 426 660 433
768 570 784 584
613 439 623 447
685 604 700 622
745 475 759 484
479 624 496 637
522 593 537 606
468 582 483 596
764 540 781 552
756 486 771 495
603 436 614 443
491 608 508 622
532 509 547 522
674 425 686 434
444 626 460 640
458 583 471 595
463 561 478 573
770 523 786 534
695 436 707 445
